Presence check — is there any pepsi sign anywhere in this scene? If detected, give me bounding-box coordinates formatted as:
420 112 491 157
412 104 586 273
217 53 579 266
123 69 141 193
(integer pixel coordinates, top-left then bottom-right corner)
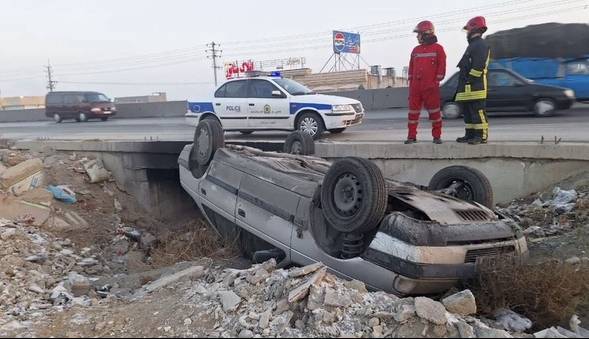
332 31 361 54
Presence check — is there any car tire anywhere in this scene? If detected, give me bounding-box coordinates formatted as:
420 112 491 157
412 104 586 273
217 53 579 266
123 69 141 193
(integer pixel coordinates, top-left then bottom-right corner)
283 131 315 155
78 112 88 122
321 157 388 233
329 128 346 134
192 119 225 167
53 113 63 123
239 131 253 135
238 230 275 260
442 102 462 119
297 112 325 140
428 165 494 208
101 117 109 122
533 98 556 117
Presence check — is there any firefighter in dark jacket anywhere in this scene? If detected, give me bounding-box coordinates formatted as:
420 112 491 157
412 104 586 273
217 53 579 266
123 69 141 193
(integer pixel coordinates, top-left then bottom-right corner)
455 16 491 145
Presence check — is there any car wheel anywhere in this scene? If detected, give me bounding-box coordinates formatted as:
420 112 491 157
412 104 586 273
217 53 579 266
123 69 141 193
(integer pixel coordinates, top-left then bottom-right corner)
428 165 493 208
321 157 388 233
329 128 346 134
442 102 461 119
53 113 63 123
101 117 109 122
297 112 325 140
78 112 88 122
239 131 253 135
192 119 225 167
533 98 556 117
284 131 314 155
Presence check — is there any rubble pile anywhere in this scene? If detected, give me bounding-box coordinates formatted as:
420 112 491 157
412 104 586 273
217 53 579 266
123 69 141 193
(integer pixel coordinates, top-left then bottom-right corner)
499 178 589 238
129 260 589 338
0 218 106 332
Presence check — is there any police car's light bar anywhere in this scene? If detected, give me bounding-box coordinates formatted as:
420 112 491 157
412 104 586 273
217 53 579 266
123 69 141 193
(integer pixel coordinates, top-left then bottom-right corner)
243 71 283 78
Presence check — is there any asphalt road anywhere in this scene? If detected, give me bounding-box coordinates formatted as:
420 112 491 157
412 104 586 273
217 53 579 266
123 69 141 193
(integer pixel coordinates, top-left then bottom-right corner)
1 105 588 143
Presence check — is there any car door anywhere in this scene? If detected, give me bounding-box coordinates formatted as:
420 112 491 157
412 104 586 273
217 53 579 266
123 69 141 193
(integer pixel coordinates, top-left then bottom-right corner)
63 94 79 118
246 79 291 129
235 173 296 253
487 70 529 110
213 80 249 130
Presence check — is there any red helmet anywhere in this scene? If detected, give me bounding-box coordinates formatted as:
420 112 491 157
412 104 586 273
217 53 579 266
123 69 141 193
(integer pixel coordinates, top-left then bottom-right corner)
414 20 435 34
463 16 487 33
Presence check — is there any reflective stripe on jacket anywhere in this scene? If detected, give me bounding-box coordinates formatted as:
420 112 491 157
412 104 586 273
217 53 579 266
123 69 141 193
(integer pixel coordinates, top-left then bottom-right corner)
455 36 490 102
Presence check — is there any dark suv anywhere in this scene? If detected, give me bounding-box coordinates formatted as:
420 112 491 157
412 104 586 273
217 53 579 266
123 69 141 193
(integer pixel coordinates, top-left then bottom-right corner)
45 91 117 123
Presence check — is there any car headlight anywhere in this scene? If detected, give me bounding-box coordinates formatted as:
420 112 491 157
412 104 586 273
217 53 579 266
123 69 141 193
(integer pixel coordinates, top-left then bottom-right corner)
332 104 354 113
91 107 102 113
564 89 575 98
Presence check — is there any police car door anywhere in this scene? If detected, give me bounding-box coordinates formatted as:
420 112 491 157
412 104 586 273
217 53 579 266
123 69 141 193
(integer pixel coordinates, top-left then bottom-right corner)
215 80 248 130
247 79 290 129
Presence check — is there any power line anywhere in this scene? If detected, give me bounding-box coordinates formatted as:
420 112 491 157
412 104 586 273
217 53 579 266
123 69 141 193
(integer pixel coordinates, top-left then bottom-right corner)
58 80 214 86
206 42 222 86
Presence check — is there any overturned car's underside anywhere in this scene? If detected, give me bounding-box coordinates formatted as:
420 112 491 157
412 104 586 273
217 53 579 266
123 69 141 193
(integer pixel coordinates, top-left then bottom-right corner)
179 121 528 295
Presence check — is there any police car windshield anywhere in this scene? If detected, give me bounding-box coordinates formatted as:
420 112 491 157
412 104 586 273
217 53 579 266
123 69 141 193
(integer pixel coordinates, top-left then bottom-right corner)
273 78 315 96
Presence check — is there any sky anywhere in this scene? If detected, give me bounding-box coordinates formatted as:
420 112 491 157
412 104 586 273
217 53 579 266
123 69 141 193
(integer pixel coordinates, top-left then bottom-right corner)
0 0 588 100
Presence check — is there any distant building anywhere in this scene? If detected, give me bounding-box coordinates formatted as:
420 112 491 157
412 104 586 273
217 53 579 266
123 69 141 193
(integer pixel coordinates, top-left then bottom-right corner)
114 92 167 104
0 96 45 110
282 68 408 93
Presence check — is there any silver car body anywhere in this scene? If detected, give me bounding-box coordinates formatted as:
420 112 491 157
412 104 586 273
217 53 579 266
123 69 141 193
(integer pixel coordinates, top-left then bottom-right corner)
179 144 528 295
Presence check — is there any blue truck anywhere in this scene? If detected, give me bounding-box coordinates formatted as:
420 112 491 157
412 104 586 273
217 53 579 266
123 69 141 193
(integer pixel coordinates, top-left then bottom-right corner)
491 56 589 101
487 23 589 101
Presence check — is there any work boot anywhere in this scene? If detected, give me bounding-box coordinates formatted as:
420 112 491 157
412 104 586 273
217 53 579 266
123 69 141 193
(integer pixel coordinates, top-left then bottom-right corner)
468 136 484 145
404 138 417 144
456 136 469 143
433 138 443 144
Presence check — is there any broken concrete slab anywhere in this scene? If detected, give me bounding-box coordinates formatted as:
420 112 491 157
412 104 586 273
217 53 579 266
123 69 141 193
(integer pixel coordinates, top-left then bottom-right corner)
288 267 327 303
414 297 447 325
495 309 533 333
81 159 110 184
288 262 323 278
142 266 205 293
67 272 92 297
442 289 477 316
218 290 242 312
0 158 43 192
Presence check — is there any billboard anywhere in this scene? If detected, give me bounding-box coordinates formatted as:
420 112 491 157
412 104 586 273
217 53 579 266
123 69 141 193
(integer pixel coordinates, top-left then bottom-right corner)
333 31 361 54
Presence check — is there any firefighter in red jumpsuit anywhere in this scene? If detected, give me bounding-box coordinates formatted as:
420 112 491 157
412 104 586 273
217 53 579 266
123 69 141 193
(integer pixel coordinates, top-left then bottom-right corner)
405 20 447 144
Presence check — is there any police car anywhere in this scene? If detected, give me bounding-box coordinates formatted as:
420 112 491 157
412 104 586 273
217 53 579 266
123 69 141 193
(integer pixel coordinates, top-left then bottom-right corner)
185 71 364 139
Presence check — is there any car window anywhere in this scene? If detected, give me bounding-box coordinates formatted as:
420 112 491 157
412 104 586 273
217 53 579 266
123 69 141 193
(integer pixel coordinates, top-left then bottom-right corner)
64 94 83 105
214 84 227 98
85 93 109 102
248 79 281 98
273 78 314 95
566 60 589 75
489 72 521 87
223 80 248 98
46 94 63 105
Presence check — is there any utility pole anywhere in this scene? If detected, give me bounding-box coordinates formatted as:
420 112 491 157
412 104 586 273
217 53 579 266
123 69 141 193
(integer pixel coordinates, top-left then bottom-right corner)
206 42 222 86
45 60 57 92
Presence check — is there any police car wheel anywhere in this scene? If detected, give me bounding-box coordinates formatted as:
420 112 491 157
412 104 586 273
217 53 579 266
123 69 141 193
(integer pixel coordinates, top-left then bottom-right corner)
297 112 325 140
284 131 314 155
321 157 387 233
192 119 225 167
428 165 493 208
442 102 461 119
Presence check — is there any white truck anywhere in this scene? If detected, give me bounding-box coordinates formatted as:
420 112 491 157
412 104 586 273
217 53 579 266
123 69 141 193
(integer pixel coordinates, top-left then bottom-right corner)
185 72 364 139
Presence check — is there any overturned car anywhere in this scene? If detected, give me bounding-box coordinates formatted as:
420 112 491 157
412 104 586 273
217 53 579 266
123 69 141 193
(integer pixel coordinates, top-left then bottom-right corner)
179 120 528 296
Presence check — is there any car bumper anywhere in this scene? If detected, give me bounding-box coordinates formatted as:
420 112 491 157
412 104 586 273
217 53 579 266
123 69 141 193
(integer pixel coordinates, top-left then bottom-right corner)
90 110 117 117
323 112 364 128
557 97 575 110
